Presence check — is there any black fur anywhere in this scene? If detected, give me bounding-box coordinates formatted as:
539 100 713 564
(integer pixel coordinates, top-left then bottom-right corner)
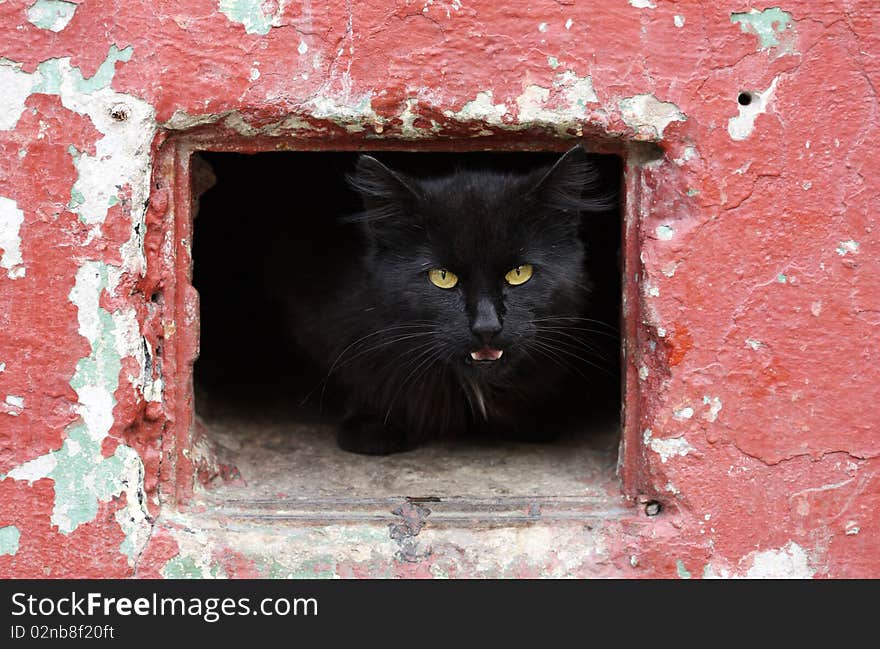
276 146 618 455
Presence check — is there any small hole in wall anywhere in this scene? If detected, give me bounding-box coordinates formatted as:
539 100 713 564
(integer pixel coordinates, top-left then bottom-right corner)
190 149 625 504
737 92 753 106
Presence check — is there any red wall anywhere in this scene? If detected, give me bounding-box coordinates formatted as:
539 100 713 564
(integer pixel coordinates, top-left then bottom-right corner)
0 0 877 578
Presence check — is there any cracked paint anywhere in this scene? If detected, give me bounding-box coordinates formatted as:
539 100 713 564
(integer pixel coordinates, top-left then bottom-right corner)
26 0 78 32
0 197 25 279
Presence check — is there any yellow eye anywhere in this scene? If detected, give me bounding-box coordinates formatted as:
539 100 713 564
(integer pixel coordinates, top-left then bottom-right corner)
428 268 459 289
505 264 533 286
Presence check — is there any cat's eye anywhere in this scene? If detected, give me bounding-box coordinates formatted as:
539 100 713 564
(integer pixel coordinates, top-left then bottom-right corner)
428 268 459 289
505 264 534 286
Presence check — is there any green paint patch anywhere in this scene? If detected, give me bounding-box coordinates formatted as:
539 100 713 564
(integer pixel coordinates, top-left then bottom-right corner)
219 0 279 35
34 45 133 96
777 273 788 283
547 56 560 69
676 559 692 579
731 8 795 51
162 556 225 579
686 188 700 196
0 526 21 556
26 0 77 32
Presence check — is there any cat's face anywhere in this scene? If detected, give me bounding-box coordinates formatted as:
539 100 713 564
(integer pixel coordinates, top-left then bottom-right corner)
350 147 610 384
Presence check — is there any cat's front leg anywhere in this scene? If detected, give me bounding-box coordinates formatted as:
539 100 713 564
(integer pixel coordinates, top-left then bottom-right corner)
337 410 415 455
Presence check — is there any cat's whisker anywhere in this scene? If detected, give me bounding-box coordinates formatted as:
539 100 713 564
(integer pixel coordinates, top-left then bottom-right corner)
530 337 618 378
311 323 439 409
383 344 446 425
532 328 618 361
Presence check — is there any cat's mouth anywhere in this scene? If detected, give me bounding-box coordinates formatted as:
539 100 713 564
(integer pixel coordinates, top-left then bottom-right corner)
470 347 504 362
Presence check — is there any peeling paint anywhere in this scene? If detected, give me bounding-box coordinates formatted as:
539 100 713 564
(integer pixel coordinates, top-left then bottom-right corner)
218 0 283 36
629 0 656 8
0 196 25 279
645 430 695 463
728 77 779 141
0 526 21 556
0 61 34 131
731 8 795 52
26 0 78 32
514 72 597 130
452 91 508 125
618 94 686 140
3 263 151 545
746 543 813 578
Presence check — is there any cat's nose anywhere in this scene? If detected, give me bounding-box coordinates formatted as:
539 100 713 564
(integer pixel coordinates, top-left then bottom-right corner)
471 298 502 344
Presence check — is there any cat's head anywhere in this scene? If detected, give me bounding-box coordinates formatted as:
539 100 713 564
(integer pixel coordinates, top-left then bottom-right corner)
348 146 614 382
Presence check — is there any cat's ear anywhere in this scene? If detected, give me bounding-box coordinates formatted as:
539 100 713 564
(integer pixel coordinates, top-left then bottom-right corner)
527 145 616 213
348 155 421 212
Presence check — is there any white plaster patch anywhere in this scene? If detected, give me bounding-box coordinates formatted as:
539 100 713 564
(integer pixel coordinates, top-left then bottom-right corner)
298 40 309 55
538 22 548 33
648 435 695 463
638 365 649 380
5 395 24 409
565 19 573 30
745 542 813 578
745 338 764 350
629 0 656 8
513 72 597 132
673 406 694 421
4 453 57 483
451 91 508 125
307 93 382 133
702 396 723 422
0 196 25 278
656 224 675 240
836 240 859 256
728 77 779 141
115 446 153 565
674 15 685 28
0 61 34 131
619 94 685 139
26 0 77 32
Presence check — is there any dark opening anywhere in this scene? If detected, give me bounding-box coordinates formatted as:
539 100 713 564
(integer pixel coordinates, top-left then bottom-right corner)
191 150 624 500
737 92 753 106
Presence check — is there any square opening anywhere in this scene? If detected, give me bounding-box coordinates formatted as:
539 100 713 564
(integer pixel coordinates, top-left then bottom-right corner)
187 147 626 517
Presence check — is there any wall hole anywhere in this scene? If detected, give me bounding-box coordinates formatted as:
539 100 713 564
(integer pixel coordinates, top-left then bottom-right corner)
189 149 626 504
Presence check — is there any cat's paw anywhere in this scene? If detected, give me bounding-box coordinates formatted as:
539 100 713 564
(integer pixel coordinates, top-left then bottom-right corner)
337 414 414 455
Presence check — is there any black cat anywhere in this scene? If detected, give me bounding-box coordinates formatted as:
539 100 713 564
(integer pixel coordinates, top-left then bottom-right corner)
276 145 618 455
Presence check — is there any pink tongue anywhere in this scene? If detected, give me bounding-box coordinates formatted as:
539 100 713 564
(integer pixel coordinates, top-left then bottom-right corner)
473 347 503 361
